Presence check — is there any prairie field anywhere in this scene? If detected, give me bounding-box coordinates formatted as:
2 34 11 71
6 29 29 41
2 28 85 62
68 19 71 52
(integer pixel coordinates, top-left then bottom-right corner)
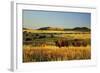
23 29 91 62
23 45 91 62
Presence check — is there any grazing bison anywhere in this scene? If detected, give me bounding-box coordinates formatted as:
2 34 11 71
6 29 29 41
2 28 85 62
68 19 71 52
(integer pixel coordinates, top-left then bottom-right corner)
55 40 69 48
73 39 87 47
82 41 87 47
55 39 87 48
72 39 87 47
55 40 62 48
72 39 81 47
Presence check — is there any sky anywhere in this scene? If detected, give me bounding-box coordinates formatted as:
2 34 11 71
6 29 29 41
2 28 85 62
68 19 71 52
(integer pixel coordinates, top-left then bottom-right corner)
23 10 91 29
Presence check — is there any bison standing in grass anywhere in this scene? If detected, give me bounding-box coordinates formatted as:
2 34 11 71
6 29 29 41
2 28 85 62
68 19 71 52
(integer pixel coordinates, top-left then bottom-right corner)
55 40 62 48
73 39 87 47
82 41 87 47
55 40 69 48
55 39 87 48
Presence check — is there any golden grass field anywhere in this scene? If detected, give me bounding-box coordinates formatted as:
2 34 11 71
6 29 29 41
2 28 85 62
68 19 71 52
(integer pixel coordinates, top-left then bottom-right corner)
23 29 90 34
23 29 91 62
23 45 91 62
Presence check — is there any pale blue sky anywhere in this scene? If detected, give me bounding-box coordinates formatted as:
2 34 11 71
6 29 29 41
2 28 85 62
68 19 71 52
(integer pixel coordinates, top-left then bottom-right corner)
23 10 91 29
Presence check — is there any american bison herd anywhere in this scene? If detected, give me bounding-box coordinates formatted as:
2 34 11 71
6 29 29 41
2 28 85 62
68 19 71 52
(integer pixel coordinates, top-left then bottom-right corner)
23 31 88 47
55 39 87 48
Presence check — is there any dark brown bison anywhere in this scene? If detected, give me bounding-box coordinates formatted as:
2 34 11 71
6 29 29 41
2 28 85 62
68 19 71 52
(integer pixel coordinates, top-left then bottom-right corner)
81 41 87 47
55 40 62 48
55 40 69 48
72 39 81 47
55 39 87 47
72 39 87 47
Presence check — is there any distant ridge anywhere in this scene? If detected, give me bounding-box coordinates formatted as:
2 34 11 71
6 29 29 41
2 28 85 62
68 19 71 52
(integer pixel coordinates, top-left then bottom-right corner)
38 27 64 31
23 27 90 32
23 28 28 30
72 27 90 31
38 27 90 31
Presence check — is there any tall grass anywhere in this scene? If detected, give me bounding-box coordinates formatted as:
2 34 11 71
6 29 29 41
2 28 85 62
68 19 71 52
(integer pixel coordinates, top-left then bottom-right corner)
23 46 91 62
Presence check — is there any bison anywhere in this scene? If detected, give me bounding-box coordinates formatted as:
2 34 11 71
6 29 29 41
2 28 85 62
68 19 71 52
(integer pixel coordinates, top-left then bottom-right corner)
55 40 62 48
55 40 69 48
55 39 87 48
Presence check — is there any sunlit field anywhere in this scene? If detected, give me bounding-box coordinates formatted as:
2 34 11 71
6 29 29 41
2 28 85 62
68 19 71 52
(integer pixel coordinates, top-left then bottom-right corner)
23 29 91 62
23 45 91 62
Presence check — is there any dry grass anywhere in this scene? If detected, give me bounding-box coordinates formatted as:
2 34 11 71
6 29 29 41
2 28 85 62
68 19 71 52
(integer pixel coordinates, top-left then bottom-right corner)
23 29 90 34
23 45 91 62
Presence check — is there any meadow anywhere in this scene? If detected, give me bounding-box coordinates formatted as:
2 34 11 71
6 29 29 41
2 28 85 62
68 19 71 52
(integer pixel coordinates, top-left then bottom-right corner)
23 28 91 62
23 45 91 62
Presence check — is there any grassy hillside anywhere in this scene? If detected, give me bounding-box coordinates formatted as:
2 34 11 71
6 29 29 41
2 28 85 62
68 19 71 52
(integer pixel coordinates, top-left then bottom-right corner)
23 27 91 62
